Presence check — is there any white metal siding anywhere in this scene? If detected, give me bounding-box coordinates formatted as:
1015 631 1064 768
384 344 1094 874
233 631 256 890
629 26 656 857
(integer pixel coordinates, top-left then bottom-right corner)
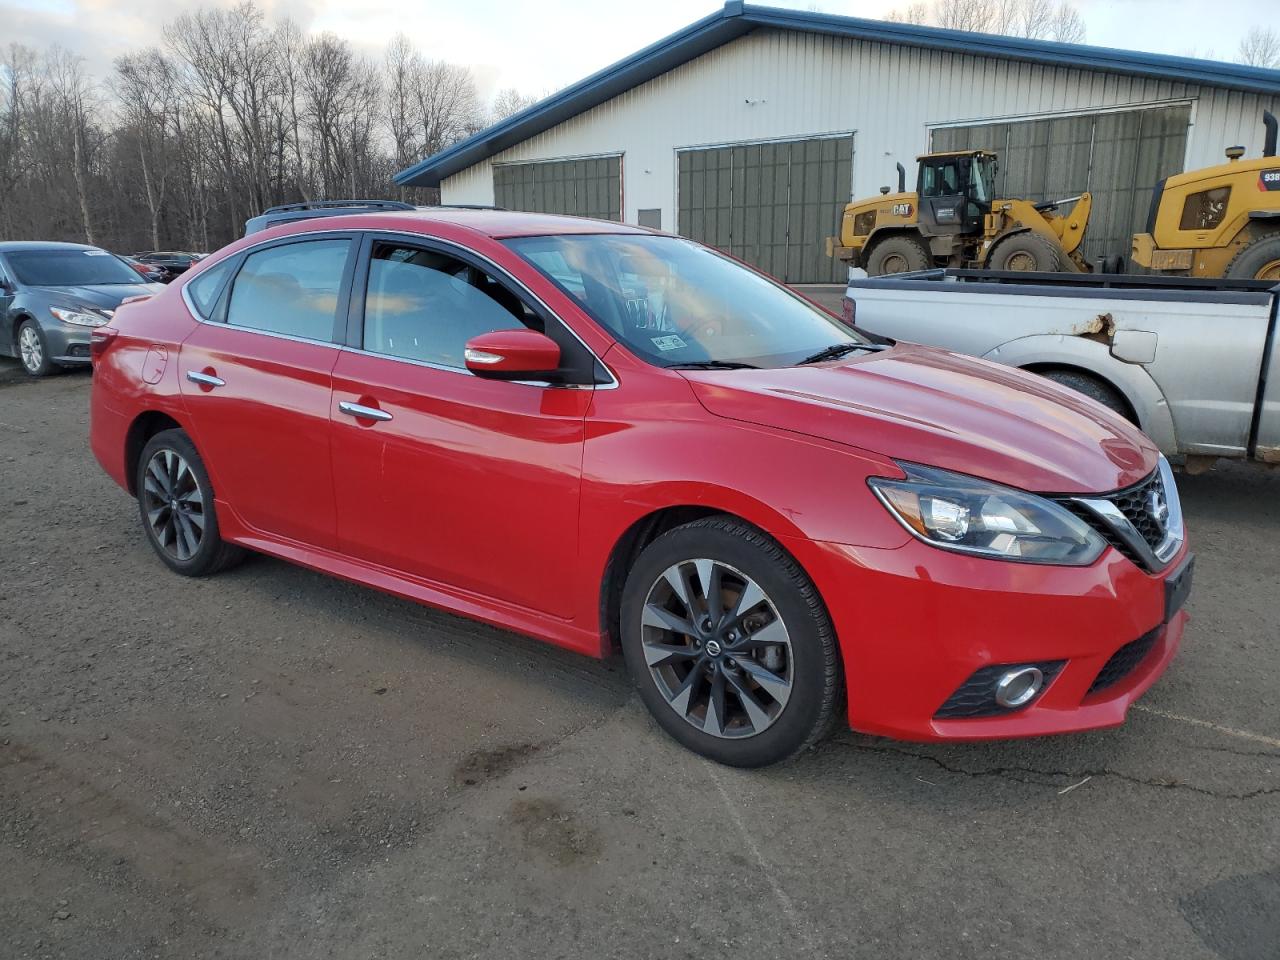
443 29 1279 233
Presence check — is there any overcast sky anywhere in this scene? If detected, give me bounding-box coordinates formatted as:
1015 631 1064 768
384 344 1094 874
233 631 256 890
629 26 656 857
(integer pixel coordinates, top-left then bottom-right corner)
2 0 1272 103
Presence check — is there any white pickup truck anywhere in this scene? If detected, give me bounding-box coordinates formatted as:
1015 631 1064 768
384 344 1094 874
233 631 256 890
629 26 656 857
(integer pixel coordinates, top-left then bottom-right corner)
844 270 1280 470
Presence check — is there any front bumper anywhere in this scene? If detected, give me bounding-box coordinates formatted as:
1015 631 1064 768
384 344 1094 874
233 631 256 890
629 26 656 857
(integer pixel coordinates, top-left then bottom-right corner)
44 322 94 364
796 535 1191 741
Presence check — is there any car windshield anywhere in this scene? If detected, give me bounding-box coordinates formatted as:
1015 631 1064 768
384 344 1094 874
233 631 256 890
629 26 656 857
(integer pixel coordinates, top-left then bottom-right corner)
6 248 144 286
504 234 865 369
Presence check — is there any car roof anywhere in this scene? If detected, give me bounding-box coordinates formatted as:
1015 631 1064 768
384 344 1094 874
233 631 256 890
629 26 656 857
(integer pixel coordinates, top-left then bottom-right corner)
0 241 106 253
275 208 653 240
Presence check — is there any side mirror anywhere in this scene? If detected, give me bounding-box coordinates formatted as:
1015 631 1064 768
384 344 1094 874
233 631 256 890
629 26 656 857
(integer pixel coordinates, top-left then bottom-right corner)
464 329 561 380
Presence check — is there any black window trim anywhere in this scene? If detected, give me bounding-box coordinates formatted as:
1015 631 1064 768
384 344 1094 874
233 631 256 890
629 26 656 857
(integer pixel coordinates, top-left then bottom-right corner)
345 230 615 388
182 231 360 348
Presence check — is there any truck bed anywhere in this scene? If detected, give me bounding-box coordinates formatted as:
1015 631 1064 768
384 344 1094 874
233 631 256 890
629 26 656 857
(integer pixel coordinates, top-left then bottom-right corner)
846 269 1280 464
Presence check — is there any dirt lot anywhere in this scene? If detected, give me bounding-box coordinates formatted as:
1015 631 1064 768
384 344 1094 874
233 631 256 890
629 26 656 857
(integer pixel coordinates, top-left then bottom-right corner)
1 363 1277 960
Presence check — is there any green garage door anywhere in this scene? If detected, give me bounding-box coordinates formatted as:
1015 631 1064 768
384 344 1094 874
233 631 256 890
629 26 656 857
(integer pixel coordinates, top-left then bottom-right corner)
677 134 854 283
493 156 622 221
931 104 1190 263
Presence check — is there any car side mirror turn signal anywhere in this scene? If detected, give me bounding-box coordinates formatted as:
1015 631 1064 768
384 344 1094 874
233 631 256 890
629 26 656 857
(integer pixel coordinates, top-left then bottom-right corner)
464 329 562 381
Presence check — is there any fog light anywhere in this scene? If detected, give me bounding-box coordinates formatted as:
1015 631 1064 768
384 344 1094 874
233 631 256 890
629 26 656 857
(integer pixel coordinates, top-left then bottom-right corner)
994 666 1044 708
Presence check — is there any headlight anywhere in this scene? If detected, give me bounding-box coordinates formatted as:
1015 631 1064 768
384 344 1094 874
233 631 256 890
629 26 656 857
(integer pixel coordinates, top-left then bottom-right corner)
869 462 1105 565
50 306 109 327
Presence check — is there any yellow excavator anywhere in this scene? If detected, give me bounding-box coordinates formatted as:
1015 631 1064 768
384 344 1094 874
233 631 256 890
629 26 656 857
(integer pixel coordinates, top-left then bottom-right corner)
827 150 1098 276
1132 111 1280 281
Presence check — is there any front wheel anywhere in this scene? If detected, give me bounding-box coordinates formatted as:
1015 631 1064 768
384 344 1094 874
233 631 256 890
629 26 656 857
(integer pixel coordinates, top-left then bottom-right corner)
620 517 841 767
17 320 54 377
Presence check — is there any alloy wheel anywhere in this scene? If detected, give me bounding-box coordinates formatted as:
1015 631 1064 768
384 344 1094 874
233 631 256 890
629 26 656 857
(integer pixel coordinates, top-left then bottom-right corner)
142 448 206 561
18 326 42 373
640 559 793 739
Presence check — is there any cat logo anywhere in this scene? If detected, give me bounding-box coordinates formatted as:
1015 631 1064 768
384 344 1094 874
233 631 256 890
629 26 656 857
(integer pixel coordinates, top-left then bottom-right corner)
891 202 914 217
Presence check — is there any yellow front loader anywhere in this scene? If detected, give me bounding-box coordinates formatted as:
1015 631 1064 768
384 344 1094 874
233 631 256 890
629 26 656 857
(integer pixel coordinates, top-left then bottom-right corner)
1131 111 1280 281
827 151 1099 276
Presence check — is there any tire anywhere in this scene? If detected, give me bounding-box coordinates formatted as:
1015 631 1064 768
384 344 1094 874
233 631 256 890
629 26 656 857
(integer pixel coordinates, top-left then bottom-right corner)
865 234 932 276
1041 370 1133 422
619 516 841 767
987 233 1065 273
1225 234 1280 282
16 319 54 377
135 428 245 577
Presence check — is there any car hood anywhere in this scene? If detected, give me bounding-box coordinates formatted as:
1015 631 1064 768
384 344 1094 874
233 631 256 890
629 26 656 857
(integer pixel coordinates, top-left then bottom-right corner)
684 344 1158 494
38 283 164 311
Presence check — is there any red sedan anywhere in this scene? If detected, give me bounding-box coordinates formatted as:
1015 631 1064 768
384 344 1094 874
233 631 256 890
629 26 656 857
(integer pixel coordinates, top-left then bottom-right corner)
88 208 1192 766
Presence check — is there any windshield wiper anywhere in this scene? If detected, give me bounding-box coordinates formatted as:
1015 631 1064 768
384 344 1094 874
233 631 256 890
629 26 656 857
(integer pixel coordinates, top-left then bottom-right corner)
796 342 888 365
665 360 759 370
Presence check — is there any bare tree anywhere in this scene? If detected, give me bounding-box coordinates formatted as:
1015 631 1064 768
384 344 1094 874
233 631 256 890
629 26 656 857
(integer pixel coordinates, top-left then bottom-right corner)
1238 27 1280 68
46 47 99 244
491 87 539 121
887 0 1086 41
0 1 480 252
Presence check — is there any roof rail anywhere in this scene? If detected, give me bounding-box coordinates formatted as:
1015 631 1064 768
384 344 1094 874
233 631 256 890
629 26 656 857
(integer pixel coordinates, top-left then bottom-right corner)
244 199 418 235
260 199 416 215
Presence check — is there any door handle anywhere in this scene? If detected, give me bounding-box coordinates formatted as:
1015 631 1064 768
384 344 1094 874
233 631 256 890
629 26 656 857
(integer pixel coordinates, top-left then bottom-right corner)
338 400 392 422
186 370 225 387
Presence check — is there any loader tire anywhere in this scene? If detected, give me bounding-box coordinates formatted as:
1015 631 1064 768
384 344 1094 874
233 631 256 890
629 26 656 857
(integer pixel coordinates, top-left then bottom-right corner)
987 233 1065 273
865 235 932 276
1225 234 1280 282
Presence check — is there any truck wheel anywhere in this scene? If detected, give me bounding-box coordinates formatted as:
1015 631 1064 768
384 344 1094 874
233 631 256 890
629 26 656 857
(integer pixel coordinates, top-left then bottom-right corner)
987 233 1064 272
1225 234 1280 282
865 235 931 276
1041 370 1134 422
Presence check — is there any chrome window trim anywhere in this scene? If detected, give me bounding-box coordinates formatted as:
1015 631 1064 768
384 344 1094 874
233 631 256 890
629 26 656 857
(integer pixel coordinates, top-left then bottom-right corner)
182 227 618 390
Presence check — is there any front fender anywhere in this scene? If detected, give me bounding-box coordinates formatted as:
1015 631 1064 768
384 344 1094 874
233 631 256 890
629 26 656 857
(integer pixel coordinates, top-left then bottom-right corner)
984 334 1177 454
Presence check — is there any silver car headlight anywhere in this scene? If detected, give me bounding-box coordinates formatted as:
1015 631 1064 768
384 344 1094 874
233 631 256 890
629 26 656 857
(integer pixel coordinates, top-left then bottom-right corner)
50 305 110 327
868 462 1106 565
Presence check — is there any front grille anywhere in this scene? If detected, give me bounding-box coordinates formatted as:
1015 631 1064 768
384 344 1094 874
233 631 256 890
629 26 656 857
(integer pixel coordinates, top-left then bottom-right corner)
935 660 1065 718
1088 628 1160 695
1056 469 1168 569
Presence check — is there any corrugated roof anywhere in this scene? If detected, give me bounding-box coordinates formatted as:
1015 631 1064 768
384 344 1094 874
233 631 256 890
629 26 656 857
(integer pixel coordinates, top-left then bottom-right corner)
395 1 1280 188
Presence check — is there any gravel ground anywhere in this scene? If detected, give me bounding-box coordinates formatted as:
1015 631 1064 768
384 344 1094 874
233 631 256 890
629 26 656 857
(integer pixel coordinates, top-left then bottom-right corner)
1 361 1277 960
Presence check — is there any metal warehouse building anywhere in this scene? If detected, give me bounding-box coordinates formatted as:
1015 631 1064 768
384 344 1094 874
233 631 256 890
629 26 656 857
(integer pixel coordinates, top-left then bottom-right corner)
395 2 1280 283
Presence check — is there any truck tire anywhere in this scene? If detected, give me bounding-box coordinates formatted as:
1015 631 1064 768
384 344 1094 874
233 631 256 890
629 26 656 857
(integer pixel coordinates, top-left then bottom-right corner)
1225 234 1280 282
865 235 931 276
1041 370 1134 423
987 233 1065 273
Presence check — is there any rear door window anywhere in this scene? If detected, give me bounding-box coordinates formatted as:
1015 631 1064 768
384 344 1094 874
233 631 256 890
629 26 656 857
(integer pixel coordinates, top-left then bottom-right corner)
226 239 352 342
186 259 235 319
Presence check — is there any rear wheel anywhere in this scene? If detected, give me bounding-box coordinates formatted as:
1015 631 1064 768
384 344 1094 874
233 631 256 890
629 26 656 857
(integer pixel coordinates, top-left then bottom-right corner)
17 320 54 377
987 233 1065 272
865 234 931 276
1041 370 1133 422
136 429 245 577
620 516 841 767
1225 234 1280 282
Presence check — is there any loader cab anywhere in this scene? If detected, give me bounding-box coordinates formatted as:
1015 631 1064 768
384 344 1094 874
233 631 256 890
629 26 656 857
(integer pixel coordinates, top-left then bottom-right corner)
916 151 997 237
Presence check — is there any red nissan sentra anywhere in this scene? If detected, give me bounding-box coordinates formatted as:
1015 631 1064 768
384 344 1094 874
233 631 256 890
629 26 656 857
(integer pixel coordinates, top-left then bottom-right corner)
88 207 1192 767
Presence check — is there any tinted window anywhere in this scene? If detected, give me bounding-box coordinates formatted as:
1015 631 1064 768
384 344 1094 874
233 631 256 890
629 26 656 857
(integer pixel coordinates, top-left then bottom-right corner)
226 239 351 342
7 248 143 286
506 234 864 369
186 259 235 318
362 243 532 368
